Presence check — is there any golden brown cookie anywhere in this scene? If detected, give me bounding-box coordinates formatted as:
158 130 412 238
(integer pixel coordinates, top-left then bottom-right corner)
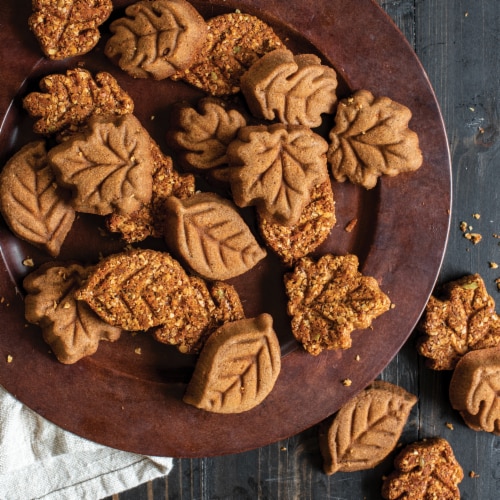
284 254 391 355
23 69 134 138
153 276 245 354
319 381 417 475
24 262 122 364
48 114 154 216
381 438 463 500
226 124 329 226
258 180 336 265
105 0 207 80
449 346 500 434
106 139 196 242
183 313 281 413
241 48 338 127
417 274 500 370
76 249 210 333
166 97 247 180
29 0 112 60
172 12 284 95
328 90 423 189
0 141 75 257
163 192 267 280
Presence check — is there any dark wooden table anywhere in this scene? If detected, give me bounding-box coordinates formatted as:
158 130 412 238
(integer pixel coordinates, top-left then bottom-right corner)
108 1 500 498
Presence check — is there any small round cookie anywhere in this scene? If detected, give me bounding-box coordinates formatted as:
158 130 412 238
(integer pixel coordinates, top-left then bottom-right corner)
105 0 207 80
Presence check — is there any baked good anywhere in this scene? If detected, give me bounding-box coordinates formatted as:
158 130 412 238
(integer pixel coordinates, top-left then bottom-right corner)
105 0 207 80
183 314 281 413
381 438 463 499
0 141 75 257
319 381 417 475
24 262 122 364
240 48 338 127
328 89 423 189
163 192 267 280
284 253 391 355
23 68 134 138
29 0 112 60
449 345 500 434
172 12 284 95
226 123 329 226
417 274 500 370
48 114 154 215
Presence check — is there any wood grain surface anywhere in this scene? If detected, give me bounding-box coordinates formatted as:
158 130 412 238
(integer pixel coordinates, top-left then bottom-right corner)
109 1 500 498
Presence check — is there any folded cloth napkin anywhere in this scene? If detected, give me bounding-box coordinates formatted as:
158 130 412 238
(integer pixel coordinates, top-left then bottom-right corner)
0 385 173 500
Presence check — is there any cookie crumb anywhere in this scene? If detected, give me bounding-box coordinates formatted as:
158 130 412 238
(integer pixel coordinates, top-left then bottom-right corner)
469 470 479 478
134 347 142 355
345 218 358 232
342 378 352 387
355 354 361 362
489 262 499 269
6 355 13 363
445 422 454 430
22 258 35 267
280 446 287 451
464 232 482 244
472 213 480 219
459 221 468 232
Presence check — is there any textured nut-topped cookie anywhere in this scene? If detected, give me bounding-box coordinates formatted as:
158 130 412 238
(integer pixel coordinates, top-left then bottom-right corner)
417 274 500 370
105 0 207 80
183 314 281 413
48 114 154 215
227 124 329 226
258 180 336 265
106 139 196 242
172 12 284 95
320 381 417 475
24 262 122 364
29 0 112 60
0 141 75 257
164 192 267 280
449 345 500 434
381 438 463 500
328 89 423 189
153 277 245 354
23 69 134 138
241 48 338 128
166 97 247 180
284 254 391 355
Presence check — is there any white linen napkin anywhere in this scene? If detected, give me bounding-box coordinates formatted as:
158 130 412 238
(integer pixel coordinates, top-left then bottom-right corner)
0 384 173 500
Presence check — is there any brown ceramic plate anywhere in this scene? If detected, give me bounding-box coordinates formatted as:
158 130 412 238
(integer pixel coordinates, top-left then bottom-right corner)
0 0 450 457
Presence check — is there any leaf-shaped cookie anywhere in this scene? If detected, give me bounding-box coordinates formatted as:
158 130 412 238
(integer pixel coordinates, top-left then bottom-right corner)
449 346 500 434
328 89 423 189
77 249 210 332
48 114 154 215
29 0 112 60
0 141 75 257
184 314 281 413
23 69 134 137
164 192 267 280
227 124 329 226
24 262 122 364
319 381 417 475
105 0 207 80
241 49 338 127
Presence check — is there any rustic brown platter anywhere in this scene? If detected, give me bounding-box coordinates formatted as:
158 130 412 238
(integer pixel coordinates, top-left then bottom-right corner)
0 0 450 457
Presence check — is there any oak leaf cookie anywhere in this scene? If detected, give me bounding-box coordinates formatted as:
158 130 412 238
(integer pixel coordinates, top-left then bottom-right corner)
417 274 500 370
0 141 75 257
24 262 122 364
76 249 209 333
381 438 463 500
284 254 391 355
23 68 134 138
319 381 417 475
449 346 500 434
29 0 112 60
172 12 284 95
183 314 281 413
48 114 154 215
328 89 423 189
227 124 329 226
166 97 247 180
163 192 267 280
241 48 338 128
105 0 207 80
